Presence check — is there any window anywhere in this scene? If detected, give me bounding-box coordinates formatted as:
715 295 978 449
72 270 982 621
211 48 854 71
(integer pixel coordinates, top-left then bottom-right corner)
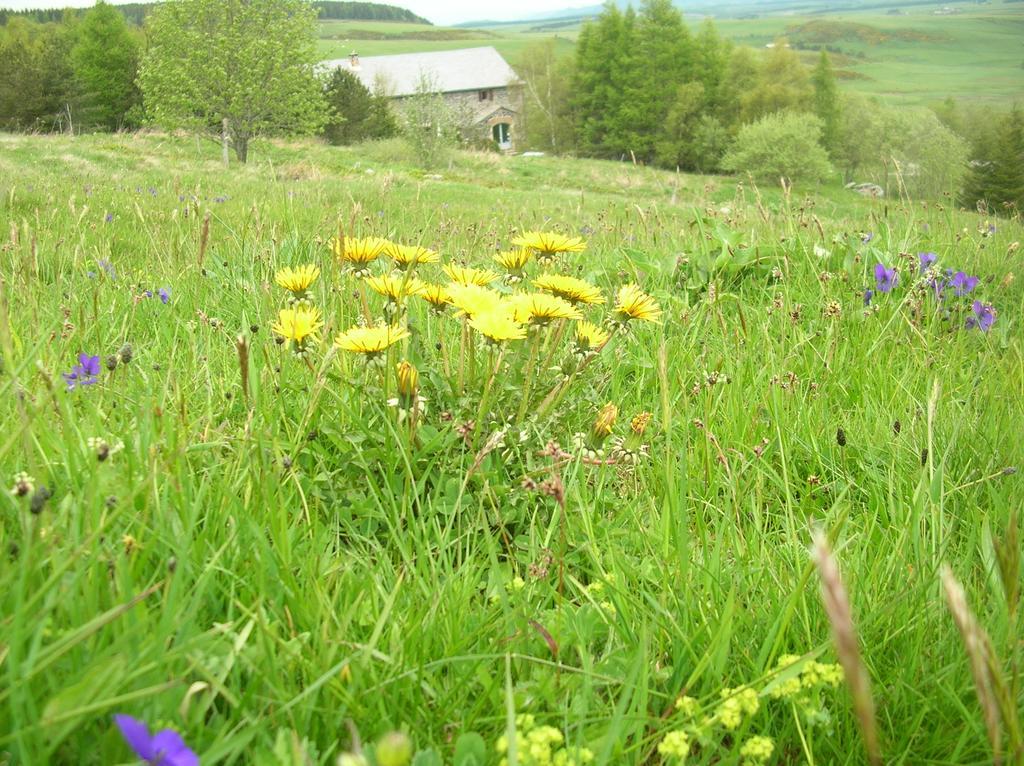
478 89 493 101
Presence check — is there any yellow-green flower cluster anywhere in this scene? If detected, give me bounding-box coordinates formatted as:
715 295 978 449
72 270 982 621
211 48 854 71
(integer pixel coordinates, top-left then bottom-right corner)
656 729 691 761
496 715 594 766
716 686 760 730
739 735 775 766
768 655 843 700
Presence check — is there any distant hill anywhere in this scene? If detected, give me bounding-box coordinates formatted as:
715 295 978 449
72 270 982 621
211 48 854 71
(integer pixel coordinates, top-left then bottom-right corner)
0 1 431 27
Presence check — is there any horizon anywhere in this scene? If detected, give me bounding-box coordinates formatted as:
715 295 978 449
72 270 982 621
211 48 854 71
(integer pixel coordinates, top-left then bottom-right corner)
0 0 603 25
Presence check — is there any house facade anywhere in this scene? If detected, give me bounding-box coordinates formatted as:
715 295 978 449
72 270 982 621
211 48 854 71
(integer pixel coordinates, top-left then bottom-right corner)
319 47 523 151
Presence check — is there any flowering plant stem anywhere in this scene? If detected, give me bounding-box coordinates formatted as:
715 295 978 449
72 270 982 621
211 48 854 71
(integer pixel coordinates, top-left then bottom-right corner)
472 347 505 451
515 331 543 425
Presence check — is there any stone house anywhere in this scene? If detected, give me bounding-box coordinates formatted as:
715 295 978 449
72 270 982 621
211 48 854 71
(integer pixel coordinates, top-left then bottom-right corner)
319 46 523 151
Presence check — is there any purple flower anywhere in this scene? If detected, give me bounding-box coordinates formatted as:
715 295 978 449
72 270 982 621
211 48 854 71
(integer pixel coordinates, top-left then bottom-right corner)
98 260 117 280
863 289 874 306
949 271 979 297
918 252 937 273
861 232 874 244
62 353 101 390
105 213 114 223
144 290 153 298
158 287 171 304
966 300 996 332
873 263 897 293
114 715 198 766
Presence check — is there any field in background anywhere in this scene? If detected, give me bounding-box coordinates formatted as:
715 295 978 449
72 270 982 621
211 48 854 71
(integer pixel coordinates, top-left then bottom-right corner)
315 0 1024 106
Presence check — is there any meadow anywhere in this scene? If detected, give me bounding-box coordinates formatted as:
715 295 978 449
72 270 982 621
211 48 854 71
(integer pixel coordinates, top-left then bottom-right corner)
313 0 1024 107
0 131 1022 765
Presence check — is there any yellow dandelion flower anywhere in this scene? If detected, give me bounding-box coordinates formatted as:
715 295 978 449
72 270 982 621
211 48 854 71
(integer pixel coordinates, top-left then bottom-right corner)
274 264 320 296
630 412 653 436
447 283 506 318
385 242 441 268
494 248 533 272
593 402 618 437
575 321 610 351
332 236 391 269
469 309 526 343
509 292 583 325
365 273 426 301
334 324 410 355
512 231 587 257
395 360 419 398
614 284 662 323
532 274 605 306
418 282 452 310
272 305 323 353
444 264 499 286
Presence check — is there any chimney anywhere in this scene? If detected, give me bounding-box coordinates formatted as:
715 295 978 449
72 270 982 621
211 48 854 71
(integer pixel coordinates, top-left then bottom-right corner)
349 52 360 70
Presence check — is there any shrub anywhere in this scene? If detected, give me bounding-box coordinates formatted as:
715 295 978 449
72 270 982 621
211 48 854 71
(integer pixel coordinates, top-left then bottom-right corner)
722 111 832 183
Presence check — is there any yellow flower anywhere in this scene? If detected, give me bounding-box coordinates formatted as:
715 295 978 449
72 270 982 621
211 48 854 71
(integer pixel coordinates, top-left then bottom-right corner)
593 402 618 437
444 264 499 286
533 274 605 305
513 231 587 258
385 242 440 268
469 309 526 343
575 321 610 351
614 284 662 323
418 282 452 311
274 264 320 295
630 412 652 436
332 236 391 268
509 292 583 325
365 274 426 301
272 305 323 352
395 360 419 399
334 324 410 355
740 736 774 766
447 283 506 318
494 248 533 272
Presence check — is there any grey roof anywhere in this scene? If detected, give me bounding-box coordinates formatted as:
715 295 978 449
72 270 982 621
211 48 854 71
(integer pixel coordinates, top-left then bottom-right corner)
319 46 519 98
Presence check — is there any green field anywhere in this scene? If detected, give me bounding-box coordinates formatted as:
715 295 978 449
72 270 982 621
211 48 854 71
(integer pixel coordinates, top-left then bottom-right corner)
315 0 1024 106
0 131 1021 764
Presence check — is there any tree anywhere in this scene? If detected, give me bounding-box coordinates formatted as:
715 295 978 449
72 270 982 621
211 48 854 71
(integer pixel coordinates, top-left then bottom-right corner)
322 67 395 145
740 42 811 123
612 0 695 162
653 81 706 170
518 39 576 154
572 3 634 157
694 19 731 114
962 106 1024 214
722 112 832 183
398 74 463 169
0 18 74 131
70 1 141 130
811 50 841 156
138 0 326 163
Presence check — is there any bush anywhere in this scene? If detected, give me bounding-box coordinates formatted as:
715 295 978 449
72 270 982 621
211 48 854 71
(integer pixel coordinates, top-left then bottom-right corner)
321 67 396 146
723 112 832 183
398 74 464 169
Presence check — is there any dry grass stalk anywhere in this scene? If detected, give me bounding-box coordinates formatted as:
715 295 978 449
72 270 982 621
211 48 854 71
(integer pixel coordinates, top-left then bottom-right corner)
940 565 1003 764
198 212 211 269
811 530 882 765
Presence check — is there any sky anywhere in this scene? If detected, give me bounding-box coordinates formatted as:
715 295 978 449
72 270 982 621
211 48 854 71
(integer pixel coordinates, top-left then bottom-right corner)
0 0 600 25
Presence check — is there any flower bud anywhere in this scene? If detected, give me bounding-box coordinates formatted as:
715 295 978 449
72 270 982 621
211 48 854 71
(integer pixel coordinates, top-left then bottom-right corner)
395 360 418 400
375 732 412 766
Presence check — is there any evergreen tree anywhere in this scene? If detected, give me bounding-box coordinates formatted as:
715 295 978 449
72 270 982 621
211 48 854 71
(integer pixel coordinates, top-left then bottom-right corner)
694 19 730 114
612 0 694 162
321 67 396 145
811 49 841 156
70 1 142 130
572 3 632 158
963 106 1024 214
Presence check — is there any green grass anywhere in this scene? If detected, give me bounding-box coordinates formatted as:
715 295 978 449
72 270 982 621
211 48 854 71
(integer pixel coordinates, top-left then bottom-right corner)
0 132 1022 765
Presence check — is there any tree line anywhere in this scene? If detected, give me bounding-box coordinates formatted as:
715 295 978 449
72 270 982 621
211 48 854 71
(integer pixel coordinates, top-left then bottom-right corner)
518 0 1023 213
0 1 429 26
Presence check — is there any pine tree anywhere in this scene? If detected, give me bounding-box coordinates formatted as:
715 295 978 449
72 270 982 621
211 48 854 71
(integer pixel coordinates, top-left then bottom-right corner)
811 49 841 156
322 67 395 145
612 0 694 162
964 106 1024 214
694 19 730 114
70 1 142 130
571 3 632 158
